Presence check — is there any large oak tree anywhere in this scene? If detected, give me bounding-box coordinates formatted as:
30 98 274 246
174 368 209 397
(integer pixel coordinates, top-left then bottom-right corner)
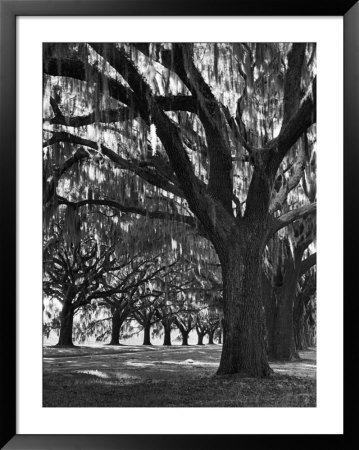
43 42 316 376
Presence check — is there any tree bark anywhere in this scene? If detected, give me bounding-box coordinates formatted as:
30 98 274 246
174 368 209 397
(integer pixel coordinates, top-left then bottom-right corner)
208 330 215 345
181 331 189 346
143 321 152 345
162 321 172 346
218 318 224 344
109 308 123 345
175 319 191 345
293 295 307 351
197 333 205 345
57 301 74 346
217 239 272 377
304 316 316 348
177 323 189 345
267 250 303 361
261 271 275 354
268 284 298 361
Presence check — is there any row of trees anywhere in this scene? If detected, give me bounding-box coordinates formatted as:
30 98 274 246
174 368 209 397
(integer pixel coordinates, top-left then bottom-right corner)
52 301 223 347
43 212 316 359
43 215 223 347
43 42 317 376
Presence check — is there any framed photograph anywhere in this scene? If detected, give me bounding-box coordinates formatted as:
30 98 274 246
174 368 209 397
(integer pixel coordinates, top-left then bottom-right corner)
1 0 356 448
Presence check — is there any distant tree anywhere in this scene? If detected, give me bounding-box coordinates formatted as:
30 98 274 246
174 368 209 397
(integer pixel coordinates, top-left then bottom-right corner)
293 268 317 350
214 324 223 344
96 250 177 345
263 220 316 360
43 217 171 346
206 311 221 345
132 298 158 346
154 258 204 345
107 301 131 346
43 226 119 346
174 312 196 346
195 310 209 345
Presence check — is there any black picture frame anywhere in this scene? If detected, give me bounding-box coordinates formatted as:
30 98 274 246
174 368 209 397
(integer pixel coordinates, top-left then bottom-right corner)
1 1 356 448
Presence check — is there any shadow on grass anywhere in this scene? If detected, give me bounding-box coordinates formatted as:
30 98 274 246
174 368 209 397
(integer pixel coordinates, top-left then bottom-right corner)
43 369 316 408
43 345 316 407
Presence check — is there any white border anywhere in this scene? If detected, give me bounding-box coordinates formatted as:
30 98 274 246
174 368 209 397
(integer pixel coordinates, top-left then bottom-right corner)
17 16 343 434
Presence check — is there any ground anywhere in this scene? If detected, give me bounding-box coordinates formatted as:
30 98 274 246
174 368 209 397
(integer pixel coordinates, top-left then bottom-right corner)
43 344 316 407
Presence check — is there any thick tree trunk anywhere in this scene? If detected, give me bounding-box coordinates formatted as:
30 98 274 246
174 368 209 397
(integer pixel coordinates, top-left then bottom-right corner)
303 321 310 348
267 251 303 361
268 284 298 361
304 320 316 348
218 318 224 344
294 319 307 351
208 331 215 345
197 332 205 345
310 330 316 347
175 320 190 345
181 330 189 345
304 299 316 349
143 321 152 345
162 321 172 346
293 296 307 351
217 240 272 377
261 272 276 354
57 301 74 346
109 308 123 345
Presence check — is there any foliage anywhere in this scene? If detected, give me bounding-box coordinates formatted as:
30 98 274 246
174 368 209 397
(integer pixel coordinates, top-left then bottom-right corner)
43 42 317 374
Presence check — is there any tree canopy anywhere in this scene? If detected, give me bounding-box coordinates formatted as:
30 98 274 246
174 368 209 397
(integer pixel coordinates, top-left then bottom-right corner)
43 42 316 376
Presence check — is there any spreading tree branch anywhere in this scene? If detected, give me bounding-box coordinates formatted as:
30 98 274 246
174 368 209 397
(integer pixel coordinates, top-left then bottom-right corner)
44 131 184 198
271 202 317 235
88 43 233 240
300 252 317 277
269 139 307 213
57 195 200 230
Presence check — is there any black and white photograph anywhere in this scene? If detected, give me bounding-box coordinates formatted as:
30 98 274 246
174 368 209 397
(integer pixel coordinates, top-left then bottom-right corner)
42 42 317 408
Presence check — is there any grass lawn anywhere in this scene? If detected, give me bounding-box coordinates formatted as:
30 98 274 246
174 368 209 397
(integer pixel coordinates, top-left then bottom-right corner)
43 345 316 407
